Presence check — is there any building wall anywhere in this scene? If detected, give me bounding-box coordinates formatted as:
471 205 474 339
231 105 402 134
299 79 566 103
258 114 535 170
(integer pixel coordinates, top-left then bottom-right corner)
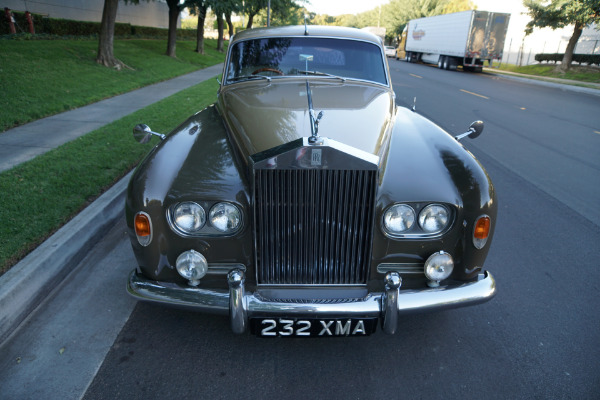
3 0 177 29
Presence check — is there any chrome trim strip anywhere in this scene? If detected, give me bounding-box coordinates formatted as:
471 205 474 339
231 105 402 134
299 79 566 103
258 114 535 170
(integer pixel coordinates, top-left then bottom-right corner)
207 263 246 275
128 270 497 334
377 263 423 274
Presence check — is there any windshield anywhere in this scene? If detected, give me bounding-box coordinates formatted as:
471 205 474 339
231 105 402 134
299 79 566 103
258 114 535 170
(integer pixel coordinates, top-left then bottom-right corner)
225 37 387 85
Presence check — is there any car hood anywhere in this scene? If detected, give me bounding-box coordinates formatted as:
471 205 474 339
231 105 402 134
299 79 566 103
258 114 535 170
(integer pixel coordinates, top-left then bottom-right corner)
218 79 395 161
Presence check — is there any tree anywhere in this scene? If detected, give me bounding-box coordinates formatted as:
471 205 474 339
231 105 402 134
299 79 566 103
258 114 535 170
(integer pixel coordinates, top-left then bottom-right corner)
166 0 183 57
97 0 142 68
443 0 476 14
524 0 600 72
185 0 209 54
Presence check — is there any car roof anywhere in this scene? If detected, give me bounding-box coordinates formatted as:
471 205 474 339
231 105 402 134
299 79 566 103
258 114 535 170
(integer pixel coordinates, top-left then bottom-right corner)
230 25 383 46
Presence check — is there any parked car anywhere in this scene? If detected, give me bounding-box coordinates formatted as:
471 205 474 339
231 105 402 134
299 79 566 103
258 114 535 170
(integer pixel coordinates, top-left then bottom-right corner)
126 25 497 337
385 45 396 57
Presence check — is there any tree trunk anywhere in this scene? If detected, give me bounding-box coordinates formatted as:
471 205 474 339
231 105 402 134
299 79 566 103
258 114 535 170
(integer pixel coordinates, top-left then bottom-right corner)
96 0 121 68
246 13 255 30
225 12 234 39
216 13 224 52
166 0 180 58
559 21 583 72
195 5 207 54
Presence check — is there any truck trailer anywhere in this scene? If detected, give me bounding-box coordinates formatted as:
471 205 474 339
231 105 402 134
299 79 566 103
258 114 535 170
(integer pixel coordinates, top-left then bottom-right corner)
396 10 510 72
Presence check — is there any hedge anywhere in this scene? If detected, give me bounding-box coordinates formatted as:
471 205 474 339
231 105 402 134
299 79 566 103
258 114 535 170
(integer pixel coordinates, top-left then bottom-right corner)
535 53 600 66
1 10 196 39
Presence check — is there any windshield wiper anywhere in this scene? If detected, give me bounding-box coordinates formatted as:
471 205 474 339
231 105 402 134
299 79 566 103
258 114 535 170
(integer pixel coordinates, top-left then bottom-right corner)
298 70 346 82
228 75 271 83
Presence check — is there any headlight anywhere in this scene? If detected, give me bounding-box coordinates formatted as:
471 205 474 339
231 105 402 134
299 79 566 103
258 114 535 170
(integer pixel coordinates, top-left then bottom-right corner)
209 202 242 233
424 251 454 287
418 204 449 234
383 204 415 235
176 250 208 286
171 202 206 234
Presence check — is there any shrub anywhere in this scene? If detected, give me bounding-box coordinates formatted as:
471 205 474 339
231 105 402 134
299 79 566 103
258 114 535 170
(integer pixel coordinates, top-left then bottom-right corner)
1 10 196 39
535 53 600 66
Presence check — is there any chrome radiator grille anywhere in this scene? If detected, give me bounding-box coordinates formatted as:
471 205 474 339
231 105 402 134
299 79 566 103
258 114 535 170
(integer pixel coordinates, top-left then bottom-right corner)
254 168 377 285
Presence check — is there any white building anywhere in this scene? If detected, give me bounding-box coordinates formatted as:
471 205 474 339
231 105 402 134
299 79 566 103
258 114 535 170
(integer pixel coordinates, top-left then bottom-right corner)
3 0 175 29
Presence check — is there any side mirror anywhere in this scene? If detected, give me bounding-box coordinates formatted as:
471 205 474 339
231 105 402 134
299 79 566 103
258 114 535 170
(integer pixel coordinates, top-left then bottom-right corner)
133 124 165 143
455 120 484 141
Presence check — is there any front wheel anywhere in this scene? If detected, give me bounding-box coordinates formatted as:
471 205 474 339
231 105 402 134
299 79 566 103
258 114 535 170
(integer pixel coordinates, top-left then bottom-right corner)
438 56 445 69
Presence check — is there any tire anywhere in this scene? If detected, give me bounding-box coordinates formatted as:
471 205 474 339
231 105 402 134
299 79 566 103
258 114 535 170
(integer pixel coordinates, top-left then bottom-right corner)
443 57 449 70
438 56 444 69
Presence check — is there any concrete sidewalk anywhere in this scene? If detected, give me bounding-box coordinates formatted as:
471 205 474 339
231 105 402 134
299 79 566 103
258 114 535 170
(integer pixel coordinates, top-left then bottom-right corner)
0 63 223 173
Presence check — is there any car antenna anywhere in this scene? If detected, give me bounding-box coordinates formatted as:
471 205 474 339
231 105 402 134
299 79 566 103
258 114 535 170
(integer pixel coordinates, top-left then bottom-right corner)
304 14 309 35
306 81 324 144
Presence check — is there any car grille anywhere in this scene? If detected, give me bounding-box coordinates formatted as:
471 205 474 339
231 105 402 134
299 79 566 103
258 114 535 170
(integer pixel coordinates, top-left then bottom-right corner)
254 168 377 285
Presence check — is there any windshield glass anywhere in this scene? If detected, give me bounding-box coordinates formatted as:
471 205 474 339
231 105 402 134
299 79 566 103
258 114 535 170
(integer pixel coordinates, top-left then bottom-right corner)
225 37 387 85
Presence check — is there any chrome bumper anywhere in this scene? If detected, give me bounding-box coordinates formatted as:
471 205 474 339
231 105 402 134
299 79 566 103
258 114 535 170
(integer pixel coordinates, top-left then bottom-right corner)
127 269 496 335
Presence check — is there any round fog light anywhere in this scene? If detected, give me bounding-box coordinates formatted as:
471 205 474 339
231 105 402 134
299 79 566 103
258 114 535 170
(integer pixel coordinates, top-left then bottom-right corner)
176 250 208 286
424 251 454 287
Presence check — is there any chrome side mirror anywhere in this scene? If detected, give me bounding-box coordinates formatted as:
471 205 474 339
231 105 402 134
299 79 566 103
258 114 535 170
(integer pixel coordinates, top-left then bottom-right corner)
455 120 484 141
133 124 165 143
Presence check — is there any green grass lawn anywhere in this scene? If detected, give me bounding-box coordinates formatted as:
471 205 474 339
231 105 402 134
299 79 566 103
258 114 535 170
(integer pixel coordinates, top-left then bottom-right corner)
0 38 225 132
0 78 220 275
495 63 600 84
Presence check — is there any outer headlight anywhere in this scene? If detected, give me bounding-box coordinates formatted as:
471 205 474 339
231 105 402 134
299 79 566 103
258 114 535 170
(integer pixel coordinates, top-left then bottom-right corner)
418 204 449 234
171 202 206 234
383 204 415 235
209 202 242 233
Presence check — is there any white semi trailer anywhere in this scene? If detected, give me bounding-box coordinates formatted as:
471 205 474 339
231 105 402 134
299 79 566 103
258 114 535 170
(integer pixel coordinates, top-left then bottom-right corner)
397 10 510 72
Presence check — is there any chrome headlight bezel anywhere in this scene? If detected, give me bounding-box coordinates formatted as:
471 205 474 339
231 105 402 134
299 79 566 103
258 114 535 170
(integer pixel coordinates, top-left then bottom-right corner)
381 203 454 239
168 201 243 237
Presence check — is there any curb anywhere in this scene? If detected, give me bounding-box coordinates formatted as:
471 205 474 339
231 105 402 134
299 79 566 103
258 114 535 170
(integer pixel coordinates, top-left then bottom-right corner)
0 171 132 344
484 69 600 97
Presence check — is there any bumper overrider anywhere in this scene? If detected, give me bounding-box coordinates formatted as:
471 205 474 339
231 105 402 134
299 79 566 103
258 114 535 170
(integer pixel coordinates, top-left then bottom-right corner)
127 269 496 335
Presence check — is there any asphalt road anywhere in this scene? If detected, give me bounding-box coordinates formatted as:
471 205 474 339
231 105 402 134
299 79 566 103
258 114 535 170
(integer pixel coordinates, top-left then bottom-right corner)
2 61 599 399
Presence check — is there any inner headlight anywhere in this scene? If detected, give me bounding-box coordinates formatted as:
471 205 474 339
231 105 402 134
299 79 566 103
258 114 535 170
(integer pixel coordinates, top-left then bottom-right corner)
383 204 415 235
172 202 206 234
209 202 242 233
418 204 449 234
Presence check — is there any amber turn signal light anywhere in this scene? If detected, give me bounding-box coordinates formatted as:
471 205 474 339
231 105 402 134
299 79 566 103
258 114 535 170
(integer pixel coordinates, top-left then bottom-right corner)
135 212 152 246
135 214 151 236
474 216 490 239
473 215 490 250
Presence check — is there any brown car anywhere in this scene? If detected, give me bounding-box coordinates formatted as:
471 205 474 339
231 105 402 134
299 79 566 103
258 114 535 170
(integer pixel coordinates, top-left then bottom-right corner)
126 25 497 337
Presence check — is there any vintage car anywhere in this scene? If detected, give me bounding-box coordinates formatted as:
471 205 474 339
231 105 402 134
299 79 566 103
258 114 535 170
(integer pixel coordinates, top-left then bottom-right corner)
126 25 497 337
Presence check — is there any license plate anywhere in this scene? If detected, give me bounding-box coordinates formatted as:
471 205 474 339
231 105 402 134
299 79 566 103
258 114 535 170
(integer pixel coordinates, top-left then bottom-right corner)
251 318 378 337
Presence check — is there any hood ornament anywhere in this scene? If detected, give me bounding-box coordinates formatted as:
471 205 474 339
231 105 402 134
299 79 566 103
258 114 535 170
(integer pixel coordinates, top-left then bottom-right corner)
306 81 324 145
